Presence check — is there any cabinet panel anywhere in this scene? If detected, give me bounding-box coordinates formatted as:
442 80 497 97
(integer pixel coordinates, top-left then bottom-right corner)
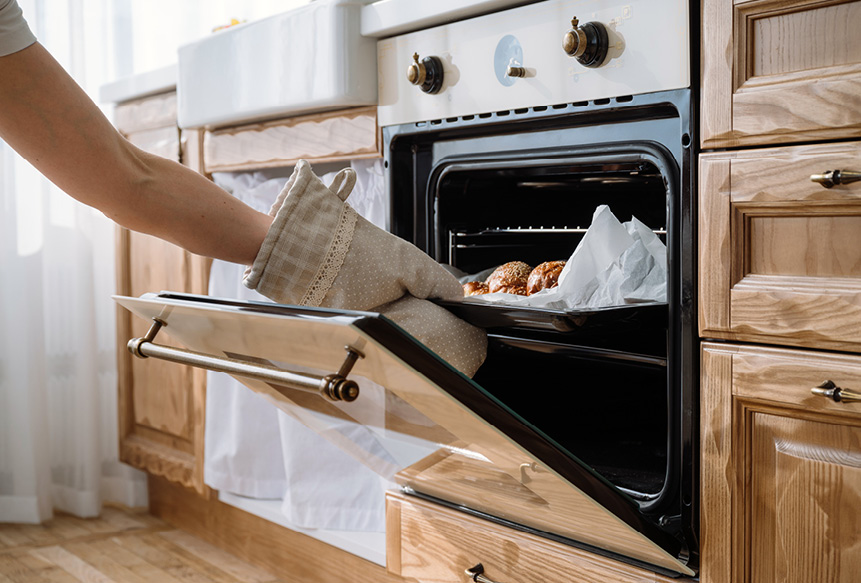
748 412 861 583
701 343 861 583
114 92 209 496
386 493 689 583
699 142 861 351
701 0 861 148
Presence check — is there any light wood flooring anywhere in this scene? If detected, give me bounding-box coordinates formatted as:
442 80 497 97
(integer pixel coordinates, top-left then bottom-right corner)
0 506 290 583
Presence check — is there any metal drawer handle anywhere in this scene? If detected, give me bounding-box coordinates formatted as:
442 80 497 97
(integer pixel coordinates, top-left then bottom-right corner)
810 169 861 188
128 318 363 402
465 564 504 583
811 380 861 404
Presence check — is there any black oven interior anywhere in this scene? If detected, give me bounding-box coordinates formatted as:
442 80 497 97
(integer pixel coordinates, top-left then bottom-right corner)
383 90 697 566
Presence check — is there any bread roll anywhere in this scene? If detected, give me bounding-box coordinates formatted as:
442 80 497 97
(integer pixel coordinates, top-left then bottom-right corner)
486 261 532 295
527 260 566 295
462 281 490 296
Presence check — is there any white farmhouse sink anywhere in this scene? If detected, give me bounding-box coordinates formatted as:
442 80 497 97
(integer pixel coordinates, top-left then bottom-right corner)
177 0 377 129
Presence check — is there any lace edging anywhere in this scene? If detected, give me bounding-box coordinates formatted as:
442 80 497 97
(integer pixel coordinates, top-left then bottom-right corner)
300 205 358 307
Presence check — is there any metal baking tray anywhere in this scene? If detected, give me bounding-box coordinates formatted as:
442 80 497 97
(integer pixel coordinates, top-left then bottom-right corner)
433 299 668 333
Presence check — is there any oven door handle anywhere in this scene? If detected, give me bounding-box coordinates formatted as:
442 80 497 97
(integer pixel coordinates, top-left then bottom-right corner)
127 318 363 402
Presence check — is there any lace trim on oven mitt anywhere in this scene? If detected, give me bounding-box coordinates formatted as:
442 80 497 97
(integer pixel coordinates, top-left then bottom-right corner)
243 160 487 376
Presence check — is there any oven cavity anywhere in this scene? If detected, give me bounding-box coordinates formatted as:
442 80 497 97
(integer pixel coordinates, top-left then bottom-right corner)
436 160 668 274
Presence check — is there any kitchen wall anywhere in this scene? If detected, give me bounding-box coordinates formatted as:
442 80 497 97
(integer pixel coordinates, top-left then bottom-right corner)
113 0 312 77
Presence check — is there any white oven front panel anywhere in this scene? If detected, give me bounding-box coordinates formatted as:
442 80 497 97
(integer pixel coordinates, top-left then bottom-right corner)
377 0 689 127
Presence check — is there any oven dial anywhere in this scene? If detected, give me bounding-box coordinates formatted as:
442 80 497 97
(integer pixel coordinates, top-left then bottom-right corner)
407 53 444 94
563 17 609 68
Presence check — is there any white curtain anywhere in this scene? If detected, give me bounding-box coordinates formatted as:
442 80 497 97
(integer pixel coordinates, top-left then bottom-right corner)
0 0 315 524
0 0 150 523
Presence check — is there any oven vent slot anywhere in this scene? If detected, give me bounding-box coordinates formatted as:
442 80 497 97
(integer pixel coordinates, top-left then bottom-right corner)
412 95 647 129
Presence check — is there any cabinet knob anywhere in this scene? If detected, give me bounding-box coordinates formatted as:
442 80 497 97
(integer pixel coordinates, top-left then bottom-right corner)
562 16 609 68
810 169 861 188
811 380 861 404
465 564 504 583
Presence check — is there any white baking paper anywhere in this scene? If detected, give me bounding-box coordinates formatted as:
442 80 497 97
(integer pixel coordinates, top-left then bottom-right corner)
474 205 667 310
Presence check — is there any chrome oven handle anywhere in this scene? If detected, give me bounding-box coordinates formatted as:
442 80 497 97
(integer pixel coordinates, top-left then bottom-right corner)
465 564 505 583
128 318 363 402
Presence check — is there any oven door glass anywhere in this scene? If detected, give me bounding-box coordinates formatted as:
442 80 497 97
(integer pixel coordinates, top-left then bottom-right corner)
115 292 693 576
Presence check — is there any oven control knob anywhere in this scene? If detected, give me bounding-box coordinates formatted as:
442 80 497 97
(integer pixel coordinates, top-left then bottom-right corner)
407 53 444 94
563 17 609 68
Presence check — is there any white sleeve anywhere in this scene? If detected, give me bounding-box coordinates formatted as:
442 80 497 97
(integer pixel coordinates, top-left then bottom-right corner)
0 0 37 57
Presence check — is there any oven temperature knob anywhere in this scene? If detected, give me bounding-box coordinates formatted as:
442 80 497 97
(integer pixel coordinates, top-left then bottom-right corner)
563 17 609 68
407 53 444 94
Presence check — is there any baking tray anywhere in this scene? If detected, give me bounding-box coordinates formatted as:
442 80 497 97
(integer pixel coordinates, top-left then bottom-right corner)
433 299 668 333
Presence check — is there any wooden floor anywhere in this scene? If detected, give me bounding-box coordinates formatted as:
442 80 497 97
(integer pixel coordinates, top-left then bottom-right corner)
0 506 290 583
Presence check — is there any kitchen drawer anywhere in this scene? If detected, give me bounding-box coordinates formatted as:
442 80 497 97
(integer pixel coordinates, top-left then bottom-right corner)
699 141 861 351
115 91 178 135
701 0 861 148
386 493 691 583
701 343 861 583
202 106 381 173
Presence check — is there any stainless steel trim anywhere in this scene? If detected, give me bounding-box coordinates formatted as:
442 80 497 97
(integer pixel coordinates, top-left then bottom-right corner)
128 318 363 402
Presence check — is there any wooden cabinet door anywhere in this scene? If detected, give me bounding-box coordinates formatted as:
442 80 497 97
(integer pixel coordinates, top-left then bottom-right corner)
114 92 210 496
701 0 861 148
701 343 861 583
699 142 861 352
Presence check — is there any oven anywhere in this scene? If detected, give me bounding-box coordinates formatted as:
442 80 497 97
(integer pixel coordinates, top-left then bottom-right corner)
116 0 698 577
376 0 698 574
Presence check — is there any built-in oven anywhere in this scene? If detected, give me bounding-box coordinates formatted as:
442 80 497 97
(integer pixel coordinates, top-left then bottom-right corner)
117 0 698 577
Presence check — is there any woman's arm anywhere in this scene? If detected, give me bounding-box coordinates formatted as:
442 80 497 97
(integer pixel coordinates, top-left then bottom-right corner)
0 42 272 265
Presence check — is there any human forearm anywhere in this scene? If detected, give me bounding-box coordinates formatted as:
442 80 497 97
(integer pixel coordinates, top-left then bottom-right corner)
0 42 271 264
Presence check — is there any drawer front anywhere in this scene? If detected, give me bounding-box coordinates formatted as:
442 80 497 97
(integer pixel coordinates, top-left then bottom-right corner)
203 106 380 173
115 92 178 135
701 0 861 148
386 493 691 583
699 142 861 351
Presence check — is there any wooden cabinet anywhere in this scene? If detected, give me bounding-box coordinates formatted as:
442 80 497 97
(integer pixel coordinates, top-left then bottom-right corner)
114 91 211 496
700 2 861 582
386 493 691 583
701 343 861 583
701 0 861 148
699 142 861 352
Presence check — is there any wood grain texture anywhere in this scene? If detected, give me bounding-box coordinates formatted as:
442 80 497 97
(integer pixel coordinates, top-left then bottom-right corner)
699 344 738 583
700 343 861 583
0 506 286 583
387 492 692 583
147 476 405 583
699 157 733 334
698 142 861 351
701 0 861 148
730 344 861 418
746 410 861 582
203 106 381 173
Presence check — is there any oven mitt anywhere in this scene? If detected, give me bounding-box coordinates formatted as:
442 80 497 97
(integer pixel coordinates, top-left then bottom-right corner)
244 160 487 376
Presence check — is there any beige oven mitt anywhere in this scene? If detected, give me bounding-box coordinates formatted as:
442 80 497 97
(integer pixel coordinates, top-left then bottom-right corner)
244 160 487 377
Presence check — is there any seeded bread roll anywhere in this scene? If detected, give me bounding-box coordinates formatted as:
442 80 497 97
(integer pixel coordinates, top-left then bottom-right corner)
527 261 566 295
485 261 532 295
462 281 490 296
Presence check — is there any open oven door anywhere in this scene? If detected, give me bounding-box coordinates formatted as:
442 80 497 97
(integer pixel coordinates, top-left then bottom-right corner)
115 292 694 577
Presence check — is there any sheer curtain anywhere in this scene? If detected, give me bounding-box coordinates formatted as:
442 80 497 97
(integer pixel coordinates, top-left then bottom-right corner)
0 0 311 524
0 0 146 523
